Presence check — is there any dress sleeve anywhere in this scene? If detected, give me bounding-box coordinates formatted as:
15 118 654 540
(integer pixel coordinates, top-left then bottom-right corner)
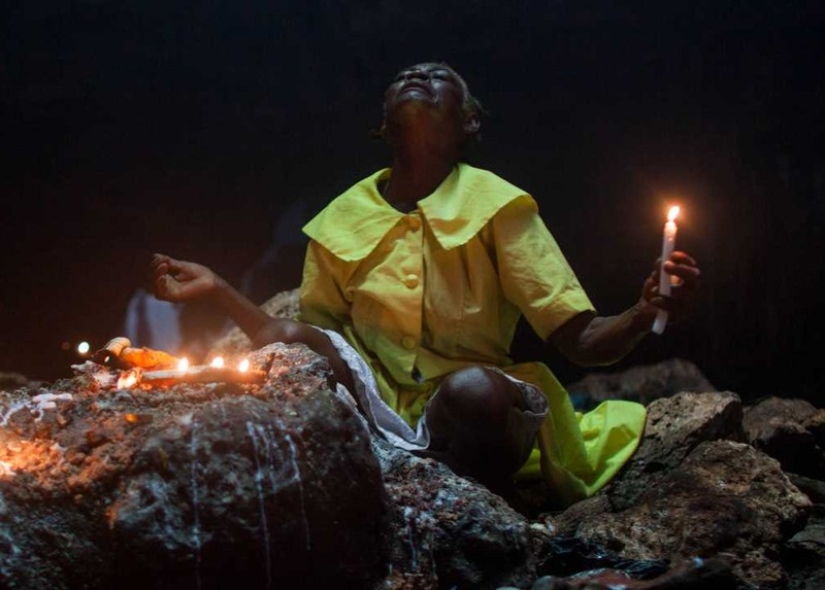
297 240 351 332
493 195 595 340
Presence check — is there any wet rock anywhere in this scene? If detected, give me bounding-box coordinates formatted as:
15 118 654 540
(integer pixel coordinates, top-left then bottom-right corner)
0 343 388 589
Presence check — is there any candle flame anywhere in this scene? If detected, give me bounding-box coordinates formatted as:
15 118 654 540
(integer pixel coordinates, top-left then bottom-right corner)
238 358 250 372
117 370 139 389
667 206 680 222
178 357 190 370
210 356 225 368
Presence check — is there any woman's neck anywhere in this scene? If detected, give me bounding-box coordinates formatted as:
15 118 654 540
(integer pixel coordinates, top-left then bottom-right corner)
383 152 456 212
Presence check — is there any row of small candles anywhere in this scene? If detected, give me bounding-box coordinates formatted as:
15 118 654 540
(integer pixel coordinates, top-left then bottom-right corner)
82 337 269 389
117 354 267 389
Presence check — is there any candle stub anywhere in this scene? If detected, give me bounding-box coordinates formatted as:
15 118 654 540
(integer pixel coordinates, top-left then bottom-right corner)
140 365 267 386
652 206 680 335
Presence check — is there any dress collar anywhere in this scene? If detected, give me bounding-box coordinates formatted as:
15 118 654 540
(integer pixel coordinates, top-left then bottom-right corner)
303 163 532 261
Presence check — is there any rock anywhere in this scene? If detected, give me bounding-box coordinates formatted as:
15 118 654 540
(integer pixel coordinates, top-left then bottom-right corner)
549 391 813 589
602 391 745 510
784 504 825 590
564 358 717 409
742 397 825 479
373 392 816 590
789 474 825 504
0 343 388 589
373 437 536 590
806 409 825 449
3 337 825 589
523 556 736 589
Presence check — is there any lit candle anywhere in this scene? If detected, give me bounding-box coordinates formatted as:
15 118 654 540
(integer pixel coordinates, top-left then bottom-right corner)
651 205 680 335
139 364 267 386
76 341 91 357
135 356 266 387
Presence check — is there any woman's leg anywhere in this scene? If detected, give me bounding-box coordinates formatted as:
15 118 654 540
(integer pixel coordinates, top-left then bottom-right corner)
422 366 536 495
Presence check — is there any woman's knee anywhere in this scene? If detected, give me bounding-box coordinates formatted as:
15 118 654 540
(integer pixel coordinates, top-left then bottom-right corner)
426 367 537 483
436 367 524 425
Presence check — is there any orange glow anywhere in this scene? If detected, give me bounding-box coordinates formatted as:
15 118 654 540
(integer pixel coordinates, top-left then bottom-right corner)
178 357 190 370
117 370 139 389
210 357 225 368
238 358 250 372
667 205 680 222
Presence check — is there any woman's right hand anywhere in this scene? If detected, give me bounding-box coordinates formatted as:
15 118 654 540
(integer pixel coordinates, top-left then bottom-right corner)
150 253 220 303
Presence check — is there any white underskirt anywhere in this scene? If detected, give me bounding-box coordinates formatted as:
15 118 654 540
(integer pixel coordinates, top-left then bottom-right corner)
318 327 549 452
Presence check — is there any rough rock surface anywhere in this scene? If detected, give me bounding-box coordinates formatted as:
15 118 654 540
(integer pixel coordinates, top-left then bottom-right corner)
2 294 825 590
372 438 536 590
604 390 746 510
548 392 816 589
367 389 822 589
742 396 825 479
565 358 718 409
0 343 388 589
554 439 810 587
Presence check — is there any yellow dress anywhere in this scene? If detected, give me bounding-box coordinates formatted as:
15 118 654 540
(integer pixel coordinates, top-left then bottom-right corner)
299 163 646 505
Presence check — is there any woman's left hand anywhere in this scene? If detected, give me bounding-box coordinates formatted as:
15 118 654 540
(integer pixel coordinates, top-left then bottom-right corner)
641 250 701 324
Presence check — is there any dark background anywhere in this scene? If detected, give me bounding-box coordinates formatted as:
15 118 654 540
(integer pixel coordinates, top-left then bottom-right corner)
2 1 823 402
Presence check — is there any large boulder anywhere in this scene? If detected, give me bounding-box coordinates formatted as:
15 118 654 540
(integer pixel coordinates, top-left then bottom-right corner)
0 342 388 589
3 326 824 590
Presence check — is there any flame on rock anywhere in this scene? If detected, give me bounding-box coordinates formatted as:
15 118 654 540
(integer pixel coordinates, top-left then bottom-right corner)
117 370 139 389
238 358 250 372
210 357 225 368
178 357 190 371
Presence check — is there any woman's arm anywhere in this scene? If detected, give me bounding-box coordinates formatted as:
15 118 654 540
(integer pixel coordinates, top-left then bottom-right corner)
150 253 283 347
549 251 701 367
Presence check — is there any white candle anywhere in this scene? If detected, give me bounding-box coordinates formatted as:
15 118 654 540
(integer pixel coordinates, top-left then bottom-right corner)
651 206 680 335
139 365 267 386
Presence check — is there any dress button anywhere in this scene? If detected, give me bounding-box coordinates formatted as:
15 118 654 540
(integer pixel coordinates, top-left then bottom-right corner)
401 336 417 350
403 274 419 289
408 216 421 230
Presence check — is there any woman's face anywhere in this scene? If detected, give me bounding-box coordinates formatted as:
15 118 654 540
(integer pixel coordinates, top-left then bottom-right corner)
382 63 479 147
384 63 467 113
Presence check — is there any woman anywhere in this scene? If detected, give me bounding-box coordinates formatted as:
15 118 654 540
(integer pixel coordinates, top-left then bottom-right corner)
151 62 700 507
